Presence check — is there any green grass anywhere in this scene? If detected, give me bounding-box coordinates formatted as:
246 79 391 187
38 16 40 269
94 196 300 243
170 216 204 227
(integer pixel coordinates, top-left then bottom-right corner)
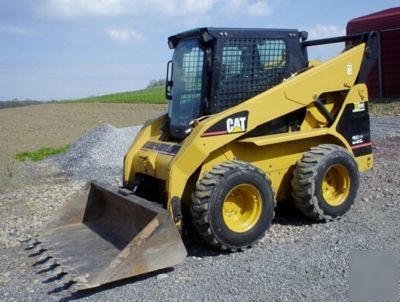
67 86 165 104
15 145 70 162
61 85 400 117
369 98 400 116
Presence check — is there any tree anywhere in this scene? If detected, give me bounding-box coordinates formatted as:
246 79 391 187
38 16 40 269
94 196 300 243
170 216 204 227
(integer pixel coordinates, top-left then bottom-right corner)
147 78 166 88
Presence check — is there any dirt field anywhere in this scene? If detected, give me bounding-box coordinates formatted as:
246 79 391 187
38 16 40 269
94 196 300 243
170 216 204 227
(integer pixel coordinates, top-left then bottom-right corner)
0 102 398 301
0 103 166 193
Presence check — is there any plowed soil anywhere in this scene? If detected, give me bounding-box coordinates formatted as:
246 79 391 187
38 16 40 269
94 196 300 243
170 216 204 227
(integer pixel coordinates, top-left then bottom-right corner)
0 103 166 193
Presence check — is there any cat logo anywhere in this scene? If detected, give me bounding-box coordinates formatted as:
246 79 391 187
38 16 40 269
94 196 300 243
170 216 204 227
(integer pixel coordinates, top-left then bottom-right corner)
226 117 247 133
201 111 249 137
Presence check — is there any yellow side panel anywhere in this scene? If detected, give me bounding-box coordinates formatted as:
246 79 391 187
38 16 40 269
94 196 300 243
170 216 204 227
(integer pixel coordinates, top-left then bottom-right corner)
355 154 374 172
200 135 342 202
123 113 167 185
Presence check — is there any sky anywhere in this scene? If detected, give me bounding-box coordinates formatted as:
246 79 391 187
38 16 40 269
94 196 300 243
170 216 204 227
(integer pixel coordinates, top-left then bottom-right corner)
0 0 397 101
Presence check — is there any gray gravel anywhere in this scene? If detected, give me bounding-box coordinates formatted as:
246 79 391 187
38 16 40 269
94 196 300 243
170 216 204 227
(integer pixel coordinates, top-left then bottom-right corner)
53 123 141 185
0 178 85 248
370 116 400 138
0 117 399 301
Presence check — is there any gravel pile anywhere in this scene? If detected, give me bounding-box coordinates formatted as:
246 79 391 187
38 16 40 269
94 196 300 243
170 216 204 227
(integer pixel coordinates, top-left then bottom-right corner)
0 117 399 301
53 123 141 185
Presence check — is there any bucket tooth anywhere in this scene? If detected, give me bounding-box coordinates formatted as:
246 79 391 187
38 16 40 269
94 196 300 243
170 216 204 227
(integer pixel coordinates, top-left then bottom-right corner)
68 281 89 293
59 265 74 274
44 270 70 284
31 245 46 255
48 274 72 290
23 236 39 245
59 273 72 285
25 241 40 250
73 273 89 284
67 283 79 293
32 241 41 253
62 280 75 292
43 241 62 251
21 238 32 244
34 253 51 265
36 237 48 244
57 257 73 265
55 265 73 275
65 273 90 293
36 259 57 272
49 266 63 276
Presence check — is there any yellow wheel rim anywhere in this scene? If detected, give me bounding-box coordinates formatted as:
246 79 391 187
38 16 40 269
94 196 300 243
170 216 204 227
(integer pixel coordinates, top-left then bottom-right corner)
322 164 351 206
222 184 263 233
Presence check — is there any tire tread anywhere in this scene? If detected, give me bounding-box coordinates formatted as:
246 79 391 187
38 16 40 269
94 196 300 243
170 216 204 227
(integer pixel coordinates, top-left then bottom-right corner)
191 160 274 251
291 144 356 221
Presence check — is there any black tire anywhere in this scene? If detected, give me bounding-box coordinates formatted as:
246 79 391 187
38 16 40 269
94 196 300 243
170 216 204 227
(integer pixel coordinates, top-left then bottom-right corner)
191 161 275 251
291 144 359 221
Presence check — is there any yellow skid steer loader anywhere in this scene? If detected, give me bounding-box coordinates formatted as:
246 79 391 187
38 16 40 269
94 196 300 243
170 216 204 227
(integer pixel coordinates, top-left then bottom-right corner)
26 28 378 291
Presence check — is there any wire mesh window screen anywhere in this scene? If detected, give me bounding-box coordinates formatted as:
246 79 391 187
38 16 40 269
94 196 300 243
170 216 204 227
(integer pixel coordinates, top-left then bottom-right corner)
181 47 204 96
218 39 287 111
170 40 204 126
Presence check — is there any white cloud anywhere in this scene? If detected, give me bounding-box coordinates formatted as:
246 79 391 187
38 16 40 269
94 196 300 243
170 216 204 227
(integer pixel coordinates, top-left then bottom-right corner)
106 28 143 42
308 24 345 39
244 1 271 16
221 0 271 17
153 0 218 17
41 0 216 18
40 0 272 18
42 0 132 18
306 24 346 61
0 24 31 35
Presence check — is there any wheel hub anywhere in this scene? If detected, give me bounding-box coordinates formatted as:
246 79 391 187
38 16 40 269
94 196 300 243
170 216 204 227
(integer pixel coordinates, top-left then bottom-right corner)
222 184 262 233
322 164 351 206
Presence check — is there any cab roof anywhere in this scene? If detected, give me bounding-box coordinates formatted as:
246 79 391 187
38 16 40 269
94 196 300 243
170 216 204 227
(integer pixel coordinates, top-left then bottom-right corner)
168 27 300 49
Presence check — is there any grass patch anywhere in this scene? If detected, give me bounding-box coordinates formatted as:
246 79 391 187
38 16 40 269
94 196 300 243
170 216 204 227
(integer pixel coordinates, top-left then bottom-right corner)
60 85 399 116
65 86 165 104
15 145 70 162
369 98 400 116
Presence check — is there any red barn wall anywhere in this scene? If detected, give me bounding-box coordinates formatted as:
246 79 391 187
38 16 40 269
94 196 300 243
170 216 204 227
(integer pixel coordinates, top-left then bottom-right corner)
347 7 400 98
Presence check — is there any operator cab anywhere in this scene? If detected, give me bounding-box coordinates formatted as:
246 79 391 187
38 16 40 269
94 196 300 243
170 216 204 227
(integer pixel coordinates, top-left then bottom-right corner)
166 27 308 140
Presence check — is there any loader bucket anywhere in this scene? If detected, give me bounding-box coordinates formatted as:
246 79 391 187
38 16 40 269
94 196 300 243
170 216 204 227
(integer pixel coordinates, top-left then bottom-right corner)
26 181 187 292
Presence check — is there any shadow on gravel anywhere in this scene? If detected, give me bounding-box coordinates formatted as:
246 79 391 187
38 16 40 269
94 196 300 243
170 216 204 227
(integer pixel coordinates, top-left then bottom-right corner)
183 231 230 258
56 267 174 302
272 199 315 227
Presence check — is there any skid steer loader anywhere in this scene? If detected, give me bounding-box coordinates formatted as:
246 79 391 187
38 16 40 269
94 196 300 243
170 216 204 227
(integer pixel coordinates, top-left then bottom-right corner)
26 28 377 292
